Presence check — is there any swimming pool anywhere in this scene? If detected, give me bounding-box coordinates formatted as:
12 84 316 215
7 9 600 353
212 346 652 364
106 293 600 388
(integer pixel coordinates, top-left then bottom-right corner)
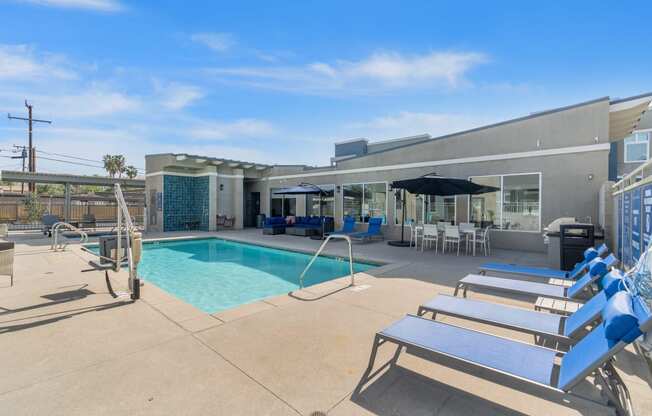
101 238 376 313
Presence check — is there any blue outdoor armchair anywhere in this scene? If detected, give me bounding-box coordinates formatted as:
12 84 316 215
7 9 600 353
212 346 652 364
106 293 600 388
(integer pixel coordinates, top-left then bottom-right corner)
330 216 356 236
349 217 383 242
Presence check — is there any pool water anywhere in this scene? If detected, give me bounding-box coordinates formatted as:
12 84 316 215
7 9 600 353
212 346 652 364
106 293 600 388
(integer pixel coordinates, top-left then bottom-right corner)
121 238 375 313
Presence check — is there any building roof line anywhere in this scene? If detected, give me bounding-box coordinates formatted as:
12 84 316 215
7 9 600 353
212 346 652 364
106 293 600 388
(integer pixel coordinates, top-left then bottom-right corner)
335 96 611 164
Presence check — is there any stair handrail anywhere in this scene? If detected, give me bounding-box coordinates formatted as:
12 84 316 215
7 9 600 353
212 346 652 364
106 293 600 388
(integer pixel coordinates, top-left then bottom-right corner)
298 234 355 289
51 221 88 251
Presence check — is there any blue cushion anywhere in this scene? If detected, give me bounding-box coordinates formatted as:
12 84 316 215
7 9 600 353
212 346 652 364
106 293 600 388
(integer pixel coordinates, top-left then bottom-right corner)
601 270 625 297
601 292 639 341
583 247 598 261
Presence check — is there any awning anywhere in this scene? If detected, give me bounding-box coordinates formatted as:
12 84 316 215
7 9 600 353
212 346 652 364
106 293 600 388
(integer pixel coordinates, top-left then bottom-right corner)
273 184 324 195
610 93 652 140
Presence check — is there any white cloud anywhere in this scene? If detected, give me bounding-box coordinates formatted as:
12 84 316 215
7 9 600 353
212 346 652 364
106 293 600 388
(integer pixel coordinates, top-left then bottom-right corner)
188 118 276 141
205 50 488 95
25 89 142 118
191 32 235 52
156 82 204 110
0 44 76 81
18 0 123 12
345 111 496 140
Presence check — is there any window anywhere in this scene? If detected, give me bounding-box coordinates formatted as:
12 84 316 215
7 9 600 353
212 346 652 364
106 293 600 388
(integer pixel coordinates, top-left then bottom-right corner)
270 188 296 217
283 197 296 216
306 185 335 217
394 191 423 224
364 183 387 222
469 173 541 232
470 176 500 228
502 174 540 231
424 195 456 224
343 183 387 223
270 188 283 217
624 132 649 163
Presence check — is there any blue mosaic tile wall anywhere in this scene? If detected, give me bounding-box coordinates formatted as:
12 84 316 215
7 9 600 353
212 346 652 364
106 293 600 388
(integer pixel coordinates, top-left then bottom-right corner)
163 175 210 231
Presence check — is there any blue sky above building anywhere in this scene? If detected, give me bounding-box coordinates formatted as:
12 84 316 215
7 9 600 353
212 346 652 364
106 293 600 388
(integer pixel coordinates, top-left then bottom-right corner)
0 0 649 174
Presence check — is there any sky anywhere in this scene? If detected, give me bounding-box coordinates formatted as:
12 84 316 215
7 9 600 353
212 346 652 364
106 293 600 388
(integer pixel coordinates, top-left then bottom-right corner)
0 1 650 176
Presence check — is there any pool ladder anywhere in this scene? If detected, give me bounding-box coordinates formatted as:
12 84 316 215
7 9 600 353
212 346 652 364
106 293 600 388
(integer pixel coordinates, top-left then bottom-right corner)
51 222 88 251
298 234 355 289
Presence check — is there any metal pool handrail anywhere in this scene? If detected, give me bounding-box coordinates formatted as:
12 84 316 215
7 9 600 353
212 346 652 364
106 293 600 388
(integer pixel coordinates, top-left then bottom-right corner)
51 221 88 251
298 234 355 289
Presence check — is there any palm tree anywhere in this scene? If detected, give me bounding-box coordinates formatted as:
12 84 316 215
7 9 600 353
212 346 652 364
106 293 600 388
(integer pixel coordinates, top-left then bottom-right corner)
103 154 128 178
114 155 126 178
124 165 138 179
103 154 117 177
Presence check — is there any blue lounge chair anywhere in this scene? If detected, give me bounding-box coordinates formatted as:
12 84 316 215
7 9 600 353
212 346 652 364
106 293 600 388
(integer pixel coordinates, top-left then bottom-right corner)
363 291 650 416
454 254 617 300
418 270 626 346
330 216 356 236
479 244 609 280
349 217 383 242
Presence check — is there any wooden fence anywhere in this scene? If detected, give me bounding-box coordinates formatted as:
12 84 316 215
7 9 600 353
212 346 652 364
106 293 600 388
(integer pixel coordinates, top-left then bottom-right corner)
0 201 143 224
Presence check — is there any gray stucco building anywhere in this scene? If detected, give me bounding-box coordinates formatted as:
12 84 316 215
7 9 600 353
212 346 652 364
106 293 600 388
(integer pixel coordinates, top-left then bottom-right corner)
145 93 652 252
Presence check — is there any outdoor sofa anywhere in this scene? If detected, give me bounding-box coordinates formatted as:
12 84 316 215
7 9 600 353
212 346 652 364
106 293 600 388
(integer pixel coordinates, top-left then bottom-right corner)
285 216 334 236
263 217 287 235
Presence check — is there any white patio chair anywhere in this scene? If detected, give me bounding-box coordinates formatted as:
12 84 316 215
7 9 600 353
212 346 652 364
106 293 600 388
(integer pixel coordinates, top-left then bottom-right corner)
444 225 464 256
474 226 492 256
459 223 475 253
421 224 439 253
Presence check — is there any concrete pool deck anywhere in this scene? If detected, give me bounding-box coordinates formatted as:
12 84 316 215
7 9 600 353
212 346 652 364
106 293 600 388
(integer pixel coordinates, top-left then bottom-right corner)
0 229 650 415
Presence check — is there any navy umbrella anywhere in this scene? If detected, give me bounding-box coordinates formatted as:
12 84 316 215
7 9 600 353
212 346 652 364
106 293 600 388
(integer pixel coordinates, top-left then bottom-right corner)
391 174 499 196
388 174 499 247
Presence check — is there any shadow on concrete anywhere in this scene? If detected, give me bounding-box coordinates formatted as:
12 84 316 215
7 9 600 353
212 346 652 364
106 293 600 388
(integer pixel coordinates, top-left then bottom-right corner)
0 286 95 316
0 299 133 335
288 283 352 302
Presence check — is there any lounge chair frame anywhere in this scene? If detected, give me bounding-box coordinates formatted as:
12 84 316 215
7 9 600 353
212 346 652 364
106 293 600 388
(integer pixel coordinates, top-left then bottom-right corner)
362 314 637 416
417 295 575 346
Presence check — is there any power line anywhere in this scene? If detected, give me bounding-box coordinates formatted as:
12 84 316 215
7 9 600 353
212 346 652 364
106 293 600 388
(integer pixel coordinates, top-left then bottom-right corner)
35 156 107 169
36 148 145 172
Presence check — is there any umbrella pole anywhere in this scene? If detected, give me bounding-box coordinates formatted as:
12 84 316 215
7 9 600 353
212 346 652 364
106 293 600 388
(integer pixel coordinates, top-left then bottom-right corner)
387 188 412 247
319 193 324 237
400 189 406 243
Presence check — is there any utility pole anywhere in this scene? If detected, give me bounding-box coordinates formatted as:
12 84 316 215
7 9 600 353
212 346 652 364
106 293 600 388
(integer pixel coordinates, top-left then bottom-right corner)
11 145 27 194
8 101 52 192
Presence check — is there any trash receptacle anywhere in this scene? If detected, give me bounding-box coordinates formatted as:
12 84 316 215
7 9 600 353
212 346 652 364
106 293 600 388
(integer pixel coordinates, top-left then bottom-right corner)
559 224 595 271
256 214 266 229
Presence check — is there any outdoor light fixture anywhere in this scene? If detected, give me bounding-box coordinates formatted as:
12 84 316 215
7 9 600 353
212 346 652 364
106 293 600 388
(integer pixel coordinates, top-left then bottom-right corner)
219 184 224 191
336 185 341 193
588 174 594 181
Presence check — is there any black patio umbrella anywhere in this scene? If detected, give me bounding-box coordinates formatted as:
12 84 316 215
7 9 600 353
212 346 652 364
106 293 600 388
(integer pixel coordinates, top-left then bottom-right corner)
389 173 500 247
274 183 329 238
